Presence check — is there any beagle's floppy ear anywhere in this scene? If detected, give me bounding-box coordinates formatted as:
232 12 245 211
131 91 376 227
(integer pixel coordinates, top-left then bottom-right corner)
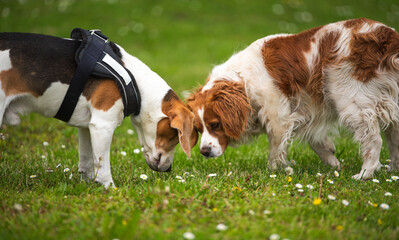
162 90 195 158
210 81 251 140
169 109 195 158
190 128 198 149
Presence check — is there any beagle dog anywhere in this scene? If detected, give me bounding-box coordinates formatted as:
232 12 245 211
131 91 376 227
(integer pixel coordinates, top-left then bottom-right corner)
0 31 195 188
187 18 399 180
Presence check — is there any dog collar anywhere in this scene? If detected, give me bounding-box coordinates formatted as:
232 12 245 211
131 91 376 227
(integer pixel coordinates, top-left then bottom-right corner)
54 28 141 122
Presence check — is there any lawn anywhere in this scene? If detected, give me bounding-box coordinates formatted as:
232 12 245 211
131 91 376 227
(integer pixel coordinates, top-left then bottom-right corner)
1 0 399 239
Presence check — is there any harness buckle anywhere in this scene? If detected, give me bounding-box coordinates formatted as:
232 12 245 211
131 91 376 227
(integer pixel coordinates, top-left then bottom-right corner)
89 29 108 43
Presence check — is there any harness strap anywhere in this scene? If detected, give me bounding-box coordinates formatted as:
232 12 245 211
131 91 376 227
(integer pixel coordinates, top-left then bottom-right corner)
54 29 141 122
54 30 106 122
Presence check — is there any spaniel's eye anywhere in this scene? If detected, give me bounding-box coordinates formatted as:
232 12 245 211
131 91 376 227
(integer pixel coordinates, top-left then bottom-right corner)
210 122 219 130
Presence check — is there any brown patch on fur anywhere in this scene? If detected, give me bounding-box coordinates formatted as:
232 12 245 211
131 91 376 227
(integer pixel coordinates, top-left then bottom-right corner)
160 90 195 157
348 23 399 82
0 68 38 96
343 18 378 30
156 118 179 153
88 79 121 111
210 81 251 139
262 26 322 100
308 31 340 99
202 105 231 152
187 80 251 142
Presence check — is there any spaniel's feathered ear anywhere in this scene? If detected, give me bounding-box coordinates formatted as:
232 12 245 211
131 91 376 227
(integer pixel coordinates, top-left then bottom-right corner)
210 81 251 140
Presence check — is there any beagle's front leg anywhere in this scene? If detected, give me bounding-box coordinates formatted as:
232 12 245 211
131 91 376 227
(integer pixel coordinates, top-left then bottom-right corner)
88 108 123 188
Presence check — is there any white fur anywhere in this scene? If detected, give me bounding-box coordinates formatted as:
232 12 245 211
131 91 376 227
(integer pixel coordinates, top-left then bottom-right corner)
0 50 11 72
202 20 399 179
0 43 175 187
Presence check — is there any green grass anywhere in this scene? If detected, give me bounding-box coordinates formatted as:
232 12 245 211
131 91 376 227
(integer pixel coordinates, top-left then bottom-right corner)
1 0 399 239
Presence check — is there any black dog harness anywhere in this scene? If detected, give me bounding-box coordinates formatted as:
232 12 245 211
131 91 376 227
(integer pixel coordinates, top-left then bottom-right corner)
54 28 141 122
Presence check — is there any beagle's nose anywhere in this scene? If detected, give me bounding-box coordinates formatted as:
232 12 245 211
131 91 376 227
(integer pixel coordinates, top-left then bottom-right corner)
200 146 211 157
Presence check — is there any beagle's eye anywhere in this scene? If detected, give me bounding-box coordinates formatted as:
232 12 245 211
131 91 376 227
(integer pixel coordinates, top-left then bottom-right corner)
210 122 219 130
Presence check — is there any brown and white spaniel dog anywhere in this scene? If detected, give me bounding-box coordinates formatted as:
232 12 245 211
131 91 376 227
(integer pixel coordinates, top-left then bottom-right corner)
187 18 399 180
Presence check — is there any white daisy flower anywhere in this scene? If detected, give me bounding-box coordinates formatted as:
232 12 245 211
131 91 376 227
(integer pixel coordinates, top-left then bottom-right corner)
216 223 228 231
306 184 314 190
63 168 70 173
263 210 272 215
127 129 134 135
290 159 296 165
227 171 232 176
30 175 37 178
178 179 186 183
176 175 182 180
328 195 336 200
386 159 391 163
46 169 53 173
316 173 322 177
270 174 277 178
133 149 140 154
372 179 380 183
248 210 255 215
61 144 66 149
386 179 392 182
141 147 144 152
270 233 280 240
56 163 61 168
272 193 276 196
285 166 294 175
384 192 392 196
140 174 148 180
13 203 23 211
183 232 195 240
391 176 398 181
120 151 127 156
295 183 303 188
208 173 217 177
380 203 390 210
69 173 73 180
41 155 46 159
327 179 334 184
298 189 304 192
334 171 339 177
342 199 349 206
43 141 49 146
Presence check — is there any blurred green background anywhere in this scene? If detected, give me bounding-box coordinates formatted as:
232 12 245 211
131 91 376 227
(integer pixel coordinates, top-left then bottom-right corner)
1 0 398 95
